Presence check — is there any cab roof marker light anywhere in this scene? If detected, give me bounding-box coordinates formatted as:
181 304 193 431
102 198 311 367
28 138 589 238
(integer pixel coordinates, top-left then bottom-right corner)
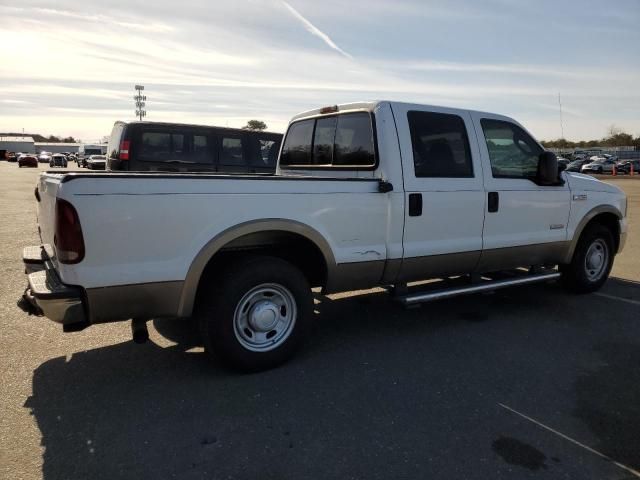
319 105 339 114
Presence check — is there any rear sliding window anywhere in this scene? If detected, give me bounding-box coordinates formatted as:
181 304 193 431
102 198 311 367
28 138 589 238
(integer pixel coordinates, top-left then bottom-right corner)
280 112 376 168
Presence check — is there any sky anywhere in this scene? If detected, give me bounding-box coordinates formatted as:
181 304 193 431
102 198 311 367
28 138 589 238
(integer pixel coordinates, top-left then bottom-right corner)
0 0 639 142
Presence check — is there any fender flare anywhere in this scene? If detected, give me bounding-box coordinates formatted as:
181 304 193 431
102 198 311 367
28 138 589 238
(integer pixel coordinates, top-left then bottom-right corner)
176 219 336 317
563 205 622 263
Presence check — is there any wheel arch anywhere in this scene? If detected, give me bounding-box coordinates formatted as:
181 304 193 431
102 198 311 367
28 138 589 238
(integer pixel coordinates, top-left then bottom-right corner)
177 219 336 317
564 206 622 263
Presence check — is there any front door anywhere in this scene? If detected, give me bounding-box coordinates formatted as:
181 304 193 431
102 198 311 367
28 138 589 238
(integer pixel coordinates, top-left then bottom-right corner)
470 112 570 271
392 104 486 282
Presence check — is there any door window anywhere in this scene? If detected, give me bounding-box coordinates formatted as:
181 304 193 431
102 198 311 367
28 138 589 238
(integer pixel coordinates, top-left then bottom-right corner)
481 119 543 179
408 111 473 177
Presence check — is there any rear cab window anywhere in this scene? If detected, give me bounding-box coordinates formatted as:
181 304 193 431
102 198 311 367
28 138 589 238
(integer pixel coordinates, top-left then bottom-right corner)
280 111 376 169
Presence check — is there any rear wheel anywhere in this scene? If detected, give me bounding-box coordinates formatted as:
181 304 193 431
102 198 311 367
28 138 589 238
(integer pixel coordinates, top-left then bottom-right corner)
560 223 614 293
196 256 313 372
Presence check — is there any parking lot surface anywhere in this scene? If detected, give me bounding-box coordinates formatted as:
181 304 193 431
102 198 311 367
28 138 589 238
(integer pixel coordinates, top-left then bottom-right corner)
1 162 639 479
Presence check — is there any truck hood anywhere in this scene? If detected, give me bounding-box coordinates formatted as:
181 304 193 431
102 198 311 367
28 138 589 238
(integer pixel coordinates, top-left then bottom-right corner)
564 172 622 194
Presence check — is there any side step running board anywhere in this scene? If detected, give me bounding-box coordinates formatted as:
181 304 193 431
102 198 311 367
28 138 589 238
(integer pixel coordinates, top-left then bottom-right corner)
396 272 561 307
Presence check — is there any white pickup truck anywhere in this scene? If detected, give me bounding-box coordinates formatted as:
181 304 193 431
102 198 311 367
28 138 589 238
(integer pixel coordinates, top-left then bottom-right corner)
22 101 627 371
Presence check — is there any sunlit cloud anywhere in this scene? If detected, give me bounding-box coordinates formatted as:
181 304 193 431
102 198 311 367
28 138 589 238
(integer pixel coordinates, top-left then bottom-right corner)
0 0 638 141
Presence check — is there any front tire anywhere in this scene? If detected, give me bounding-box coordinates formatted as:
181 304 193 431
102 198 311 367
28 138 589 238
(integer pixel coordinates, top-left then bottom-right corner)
196 256 313 372
560 223 614 293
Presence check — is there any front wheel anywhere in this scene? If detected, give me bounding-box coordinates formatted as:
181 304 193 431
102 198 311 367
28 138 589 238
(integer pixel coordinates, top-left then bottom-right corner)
196 256 313 372
560 223 614 293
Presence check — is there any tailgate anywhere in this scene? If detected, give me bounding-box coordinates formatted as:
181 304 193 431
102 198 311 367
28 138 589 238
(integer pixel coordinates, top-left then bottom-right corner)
36 173 64 264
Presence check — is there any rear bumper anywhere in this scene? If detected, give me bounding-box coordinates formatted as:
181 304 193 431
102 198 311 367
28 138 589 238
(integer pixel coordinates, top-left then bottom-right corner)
23 246 88 329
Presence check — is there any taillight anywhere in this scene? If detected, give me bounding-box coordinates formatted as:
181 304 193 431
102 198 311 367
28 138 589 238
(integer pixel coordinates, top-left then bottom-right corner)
119 140 130 160
54 199 85 264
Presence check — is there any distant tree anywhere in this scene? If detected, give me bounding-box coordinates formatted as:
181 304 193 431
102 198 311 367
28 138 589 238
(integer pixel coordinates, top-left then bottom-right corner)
607 124 623 137
243 120 267 131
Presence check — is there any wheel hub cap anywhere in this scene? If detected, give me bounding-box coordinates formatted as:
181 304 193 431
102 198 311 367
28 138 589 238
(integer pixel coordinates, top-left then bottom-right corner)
584 239 608 281
232 283 297 352
587 250 603 270
249 301 279 332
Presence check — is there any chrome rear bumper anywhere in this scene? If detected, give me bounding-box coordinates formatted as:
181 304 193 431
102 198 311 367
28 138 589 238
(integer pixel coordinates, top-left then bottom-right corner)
22 246 88 330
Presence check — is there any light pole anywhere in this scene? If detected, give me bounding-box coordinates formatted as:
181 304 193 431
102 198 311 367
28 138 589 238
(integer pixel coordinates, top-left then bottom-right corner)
134 85 147 121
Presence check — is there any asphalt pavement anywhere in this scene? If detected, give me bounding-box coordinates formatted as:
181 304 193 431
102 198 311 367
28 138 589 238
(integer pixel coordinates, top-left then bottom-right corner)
1 162 638 479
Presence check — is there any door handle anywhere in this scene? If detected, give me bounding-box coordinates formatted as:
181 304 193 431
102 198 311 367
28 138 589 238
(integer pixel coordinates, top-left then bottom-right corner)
488 192 499 213
409 193 423 216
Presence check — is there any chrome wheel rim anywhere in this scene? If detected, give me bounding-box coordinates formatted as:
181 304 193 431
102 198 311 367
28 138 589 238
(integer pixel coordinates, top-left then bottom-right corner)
233 283 296 352
584 239 608 282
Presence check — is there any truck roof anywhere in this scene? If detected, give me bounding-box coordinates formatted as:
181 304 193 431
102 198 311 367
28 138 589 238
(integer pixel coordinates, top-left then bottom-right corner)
290 100 515 124
112 120 282 136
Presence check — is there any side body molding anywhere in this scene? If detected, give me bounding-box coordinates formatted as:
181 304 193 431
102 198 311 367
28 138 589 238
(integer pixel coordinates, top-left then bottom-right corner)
563 205 623 263
176 219 336 317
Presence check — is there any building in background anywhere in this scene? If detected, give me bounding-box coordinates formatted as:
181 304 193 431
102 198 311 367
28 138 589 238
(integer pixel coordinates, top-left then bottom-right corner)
34 142 81 154
0 136 35 153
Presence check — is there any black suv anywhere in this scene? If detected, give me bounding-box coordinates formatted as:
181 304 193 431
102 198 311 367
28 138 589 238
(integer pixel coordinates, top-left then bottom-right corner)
107 121 282 173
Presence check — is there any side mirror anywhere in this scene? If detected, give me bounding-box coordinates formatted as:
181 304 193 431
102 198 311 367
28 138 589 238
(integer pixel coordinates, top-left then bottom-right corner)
538 151 559 185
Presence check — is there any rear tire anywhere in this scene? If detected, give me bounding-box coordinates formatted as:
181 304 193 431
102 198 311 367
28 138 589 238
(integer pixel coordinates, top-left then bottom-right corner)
560 223 614 293
196 256 313 372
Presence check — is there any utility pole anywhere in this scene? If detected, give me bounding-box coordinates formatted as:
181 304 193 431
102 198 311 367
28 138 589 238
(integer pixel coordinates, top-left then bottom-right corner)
134 85 147 121
558 92 564 139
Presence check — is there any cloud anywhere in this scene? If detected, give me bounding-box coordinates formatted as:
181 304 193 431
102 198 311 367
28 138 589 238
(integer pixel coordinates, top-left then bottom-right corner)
0 0 638 141
280 1 353 59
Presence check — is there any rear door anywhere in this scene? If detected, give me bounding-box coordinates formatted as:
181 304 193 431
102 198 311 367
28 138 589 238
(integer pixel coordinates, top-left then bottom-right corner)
470 113 570 271
392 104 486 281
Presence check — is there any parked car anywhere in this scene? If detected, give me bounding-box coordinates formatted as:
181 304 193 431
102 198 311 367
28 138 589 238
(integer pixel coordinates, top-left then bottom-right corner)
49 154 68 168
37 153 51 164
6 151 17 162
18 155 38 168
21 101 628 372
617 159 640 174
581 158 617 174
78 144 107 168
572 149 603 161
86 155 106 170
107 121 283 173
565 159 590 172
557 157 570 170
